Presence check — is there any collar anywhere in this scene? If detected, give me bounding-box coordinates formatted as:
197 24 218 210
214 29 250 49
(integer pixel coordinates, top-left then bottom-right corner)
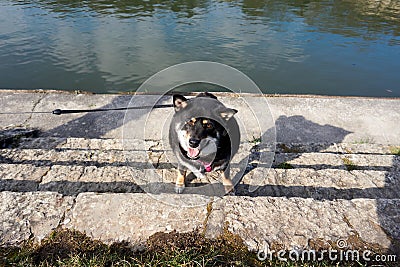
199 160 212 172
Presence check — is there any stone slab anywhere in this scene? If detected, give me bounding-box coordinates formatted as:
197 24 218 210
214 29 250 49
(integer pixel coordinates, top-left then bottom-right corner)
2 91 400 144
0 191 74 245
0 91 46 128
206 196 400 254
267 97 400 144
63 193 210 246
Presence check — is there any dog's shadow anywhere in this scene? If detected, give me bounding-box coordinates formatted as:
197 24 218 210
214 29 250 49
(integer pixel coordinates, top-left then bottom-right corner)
230 115 352 194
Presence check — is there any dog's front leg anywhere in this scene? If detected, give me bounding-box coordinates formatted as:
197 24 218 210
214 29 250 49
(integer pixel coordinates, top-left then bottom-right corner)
221 166 235 195
180 161 205 179
175 167 186 194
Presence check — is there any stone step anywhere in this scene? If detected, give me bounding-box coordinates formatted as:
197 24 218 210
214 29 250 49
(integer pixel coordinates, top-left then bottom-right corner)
13 137 400 154
1 191 399 254
2 137 398 167
1 136 399 254
1 164 398 198
272 152 397 171
1 137 398 196
1 148 397 170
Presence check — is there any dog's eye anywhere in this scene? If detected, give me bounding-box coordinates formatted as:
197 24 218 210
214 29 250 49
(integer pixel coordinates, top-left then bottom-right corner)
202 119 213 129
204 123 213 129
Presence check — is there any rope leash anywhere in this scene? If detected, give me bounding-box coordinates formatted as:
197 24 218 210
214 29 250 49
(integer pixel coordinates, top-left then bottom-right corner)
0 104 174 115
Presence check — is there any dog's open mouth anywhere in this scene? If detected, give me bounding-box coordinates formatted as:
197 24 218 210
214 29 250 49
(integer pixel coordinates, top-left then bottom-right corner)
187 147 200 159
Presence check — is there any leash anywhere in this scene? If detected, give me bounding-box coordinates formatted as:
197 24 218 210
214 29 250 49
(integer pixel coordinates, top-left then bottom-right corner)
0 104 174 115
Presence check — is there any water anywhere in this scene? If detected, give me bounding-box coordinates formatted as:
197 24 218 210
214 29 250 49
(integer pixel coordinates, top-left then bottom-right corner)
0 0 399 97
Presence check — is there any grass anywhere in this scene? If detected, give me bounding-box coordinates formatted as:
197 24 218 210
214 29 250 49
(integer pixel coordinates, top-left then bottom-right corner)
0 228 259 267
352 137 375 144
0 228 396 267
277 144 302 154
276 162 294 169
389 146 400 156
250 135 262 144
342 157 357 171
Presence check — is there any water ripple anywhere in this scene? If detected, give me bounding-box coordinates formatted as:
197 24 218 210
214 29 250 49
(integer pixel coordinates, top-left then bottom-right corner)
0 0 399 96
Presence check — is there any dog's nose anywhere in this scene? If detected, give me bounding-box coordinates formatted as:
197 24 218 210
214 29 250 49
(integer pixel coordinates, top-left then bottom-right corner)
189 138 200 148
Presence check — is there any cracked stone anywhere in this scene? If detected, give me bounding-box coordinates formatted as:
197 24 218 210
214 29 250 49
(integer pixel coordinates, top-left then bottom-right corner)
0 192 74 245
64 193 208 245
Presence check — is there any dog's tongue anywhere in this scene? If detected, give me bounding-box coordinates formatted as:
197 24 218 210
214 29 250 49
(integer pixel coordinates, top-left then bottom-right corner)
188 147 200 158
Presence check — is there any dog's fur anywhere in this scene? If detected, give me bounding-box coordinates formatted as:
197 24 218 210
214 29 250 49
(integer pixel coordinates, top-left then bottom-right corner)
169 92 240 194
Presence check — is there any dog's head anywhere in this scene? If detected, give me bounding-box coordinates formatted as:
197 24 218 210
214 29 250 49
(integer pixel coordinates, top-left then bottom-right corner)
172 93 237 161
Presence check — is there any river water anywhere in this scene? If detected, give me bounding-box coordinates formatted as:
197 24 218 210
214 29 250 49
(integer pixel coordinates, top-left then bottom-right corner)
1 0 399 96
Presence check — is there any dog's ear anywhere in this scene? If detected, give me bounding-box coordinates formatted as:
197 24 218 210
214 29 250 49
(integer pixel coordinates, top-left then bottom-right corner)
196 92 217 99
220 108 238 121
173 94 188 112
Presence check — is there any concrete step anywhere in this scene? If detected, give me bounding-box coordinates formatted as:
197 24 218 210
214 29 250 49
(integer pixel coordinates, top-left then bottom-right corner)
1 191 399 254
11 136 400 153
2 162 397 197
3 137 398 168
1 137 398 197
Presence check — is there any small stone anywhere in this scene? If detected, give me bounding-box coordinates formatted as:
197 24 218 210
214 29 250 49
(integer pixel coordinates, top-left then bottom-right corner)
62 218 71 225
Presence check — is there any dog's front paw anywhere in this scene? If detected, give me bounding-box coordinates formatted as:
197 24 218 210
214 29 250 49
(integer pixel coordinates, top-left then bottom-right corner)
224 185 236 196
193 170 205 179
175 184 185 194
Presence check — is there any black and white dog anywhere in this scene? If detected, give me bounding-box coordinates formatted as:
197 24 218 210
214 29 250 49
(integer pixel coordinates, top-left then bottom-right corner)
169 92 240 195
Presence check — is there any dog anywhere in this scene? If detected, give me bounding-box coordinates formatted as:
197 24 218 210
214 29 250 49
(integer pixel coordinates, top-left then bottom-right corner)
169 92 240 195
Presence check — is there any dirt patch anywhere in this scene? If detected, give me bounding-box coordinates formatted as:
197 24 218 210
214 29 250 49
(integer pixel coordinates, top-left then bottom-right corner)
1 228 397 266
0 228 259 266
